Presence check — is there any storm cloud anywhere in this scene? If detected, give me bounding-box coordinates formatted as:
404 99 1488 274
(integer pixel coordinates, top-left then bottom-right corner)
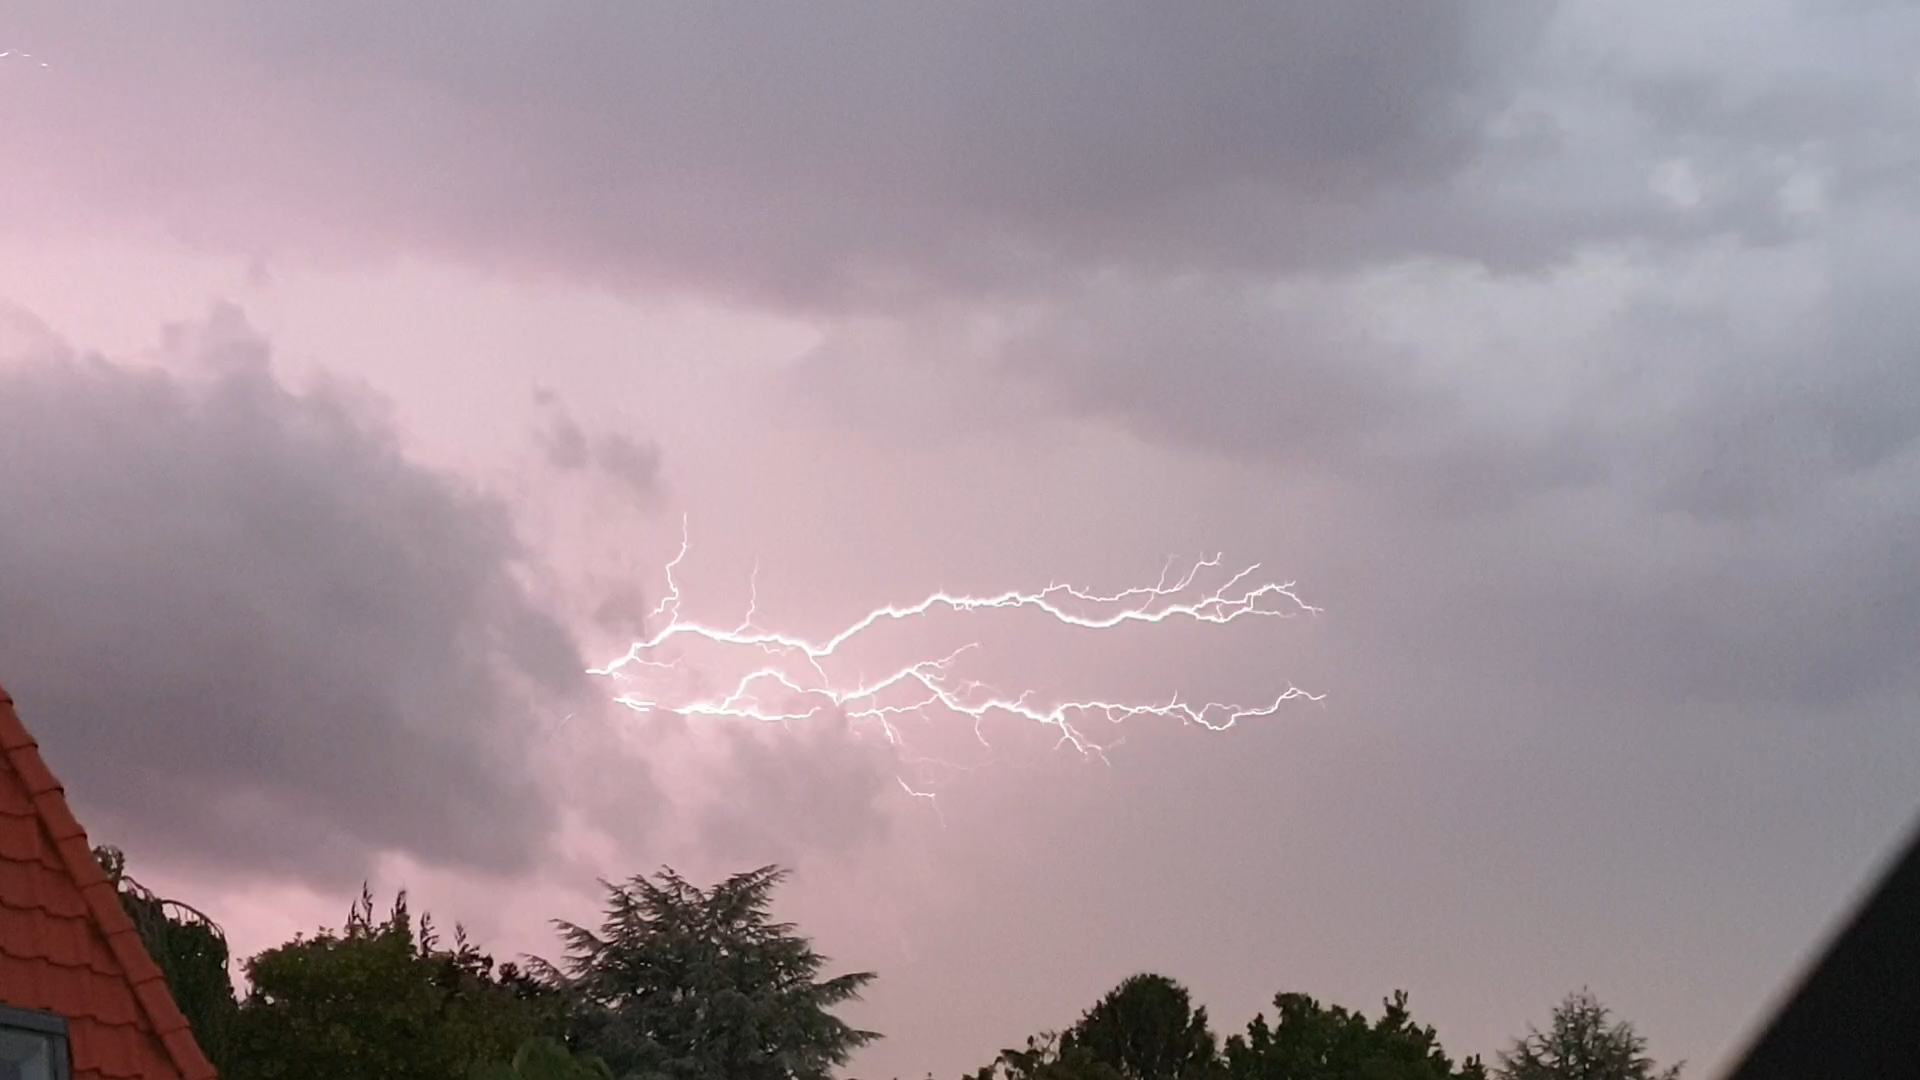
0 2 1606 309
0 304 591 885
534 391 666 506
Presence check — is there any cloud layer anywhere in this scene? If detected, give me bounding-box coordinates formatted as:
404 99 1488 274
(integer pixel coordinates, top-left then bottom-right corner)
2 3 1588 308
5 3 1920 1074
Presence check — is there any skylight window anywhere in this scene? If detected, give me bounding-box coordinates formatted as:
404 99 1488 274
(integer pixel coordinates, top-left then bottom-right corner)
0 1006 69 1080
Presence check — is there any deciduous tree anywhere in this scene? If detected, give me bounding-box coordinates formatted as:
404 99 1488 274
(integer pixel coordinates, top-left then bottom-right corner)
1062 974 1220 1080
227 887 539 1080
971 1032 1126 1080
1223 990 1485 1080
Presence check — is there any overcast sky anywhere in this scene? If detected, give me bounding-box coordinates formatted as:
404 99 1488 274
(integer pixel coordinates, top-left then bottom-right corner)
4 3 1920 1076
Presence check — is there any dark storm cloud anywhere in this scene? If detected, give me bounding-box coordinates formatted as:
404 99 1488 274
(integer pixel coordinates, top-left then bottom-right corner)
1331 484 1920 735
0 304 592 885
997 281 1425 467
3 2 1591 309
1303 250 1920 720
535 403 592 472
591 433 665 505
1611 293 1920 522
861 0 1920 535
792 275 1611 514
533 393 665 506
788 197 1920 719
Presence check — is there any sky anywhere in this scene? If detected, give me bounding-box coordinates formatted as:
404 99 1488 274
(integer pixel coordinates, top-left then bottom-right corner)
3 2 1919 1075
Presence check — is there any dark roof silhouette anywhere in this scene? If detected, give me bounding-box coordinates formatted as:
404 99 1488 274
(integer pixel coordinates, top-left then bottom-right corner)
1726 810 1920 1078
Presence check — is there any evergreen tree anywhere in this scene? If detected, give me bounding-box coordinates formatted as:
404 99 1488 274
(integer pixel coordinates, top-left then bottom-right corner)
1495 991 1680 1080
542 865 879 1080
472 1036 616 1080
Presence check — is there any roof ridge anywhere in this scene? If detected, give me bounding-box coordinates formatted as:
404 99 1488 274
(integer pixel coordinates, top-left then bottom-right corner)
0 681 219 1080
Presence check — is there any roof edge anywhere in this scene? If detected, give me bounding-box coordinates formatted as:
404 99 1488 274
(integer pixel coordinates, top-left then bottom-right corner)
0 680 220 1080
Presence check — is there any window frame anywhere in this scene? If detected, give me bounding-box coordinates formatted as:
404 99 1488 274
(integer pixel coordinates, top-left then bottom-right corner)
0 1003 71 1080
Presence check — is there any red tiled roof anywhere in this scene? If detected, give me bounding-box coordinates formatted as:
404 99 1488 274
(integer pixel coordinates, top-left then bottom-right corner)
0 681 218 1080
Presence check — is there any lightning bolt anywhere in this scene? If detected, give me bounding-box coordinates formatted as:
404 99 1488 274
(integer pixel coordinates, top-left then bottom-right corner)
591 517 1322 791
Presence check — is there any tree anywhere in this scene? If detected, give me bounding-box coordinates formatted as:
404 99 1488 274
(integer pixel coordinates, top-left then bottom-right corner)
227 887 540 1080
472 1037 616 1080
1061 974 1220 1080
970 1032 1125 1080
541 864 879 1080
94 845 240 1070
1495 991 1680 1080
1223 991 1485 1080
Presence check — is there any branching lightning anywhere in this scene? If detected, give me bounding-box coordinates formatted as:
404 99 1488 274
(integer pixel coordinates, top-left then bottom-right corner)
591 517 1322 787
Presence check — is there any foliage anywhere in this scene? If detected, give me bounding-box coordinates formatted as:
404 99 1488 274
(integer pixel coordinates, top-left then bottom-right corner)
540 864 880 1080
1061 974 1220 1080
498 956 578 1040
226 886 540 1080
981 980 1480 1080
471 1036 616 1080
94 845 240 1070
1222 991 1486 1080
969 1032 1126 1080
1494 991 1681 1080
79 845 1681 1080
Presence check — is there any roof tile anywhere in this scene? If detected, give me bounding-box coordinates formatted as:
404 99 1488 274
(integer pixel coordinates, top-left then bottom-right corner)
133 980 188 1036
90 979 142 1028
45 868 91 921
0 904 40 952
0 857 37 905
53 957 97 1010
0 683 219 1079
85 929 122 974
0 953 43 1003
0 714 29 752
162 1028 215 1077
0 777 31 815
81 880 136 938
0 859 90 922
105 931 165 987
0 812 43 861
42 913 93 969
5 747 60 797
33 792 85 842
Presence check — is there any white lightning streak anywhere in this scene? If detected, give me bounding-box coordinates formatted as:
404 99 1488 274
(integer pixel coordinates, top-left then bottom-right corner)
592 518 1322 784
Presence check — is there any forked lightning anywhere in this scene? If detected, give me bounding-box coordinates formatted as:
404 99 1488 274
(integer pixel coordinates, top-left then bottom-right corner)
591 518 1321 773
